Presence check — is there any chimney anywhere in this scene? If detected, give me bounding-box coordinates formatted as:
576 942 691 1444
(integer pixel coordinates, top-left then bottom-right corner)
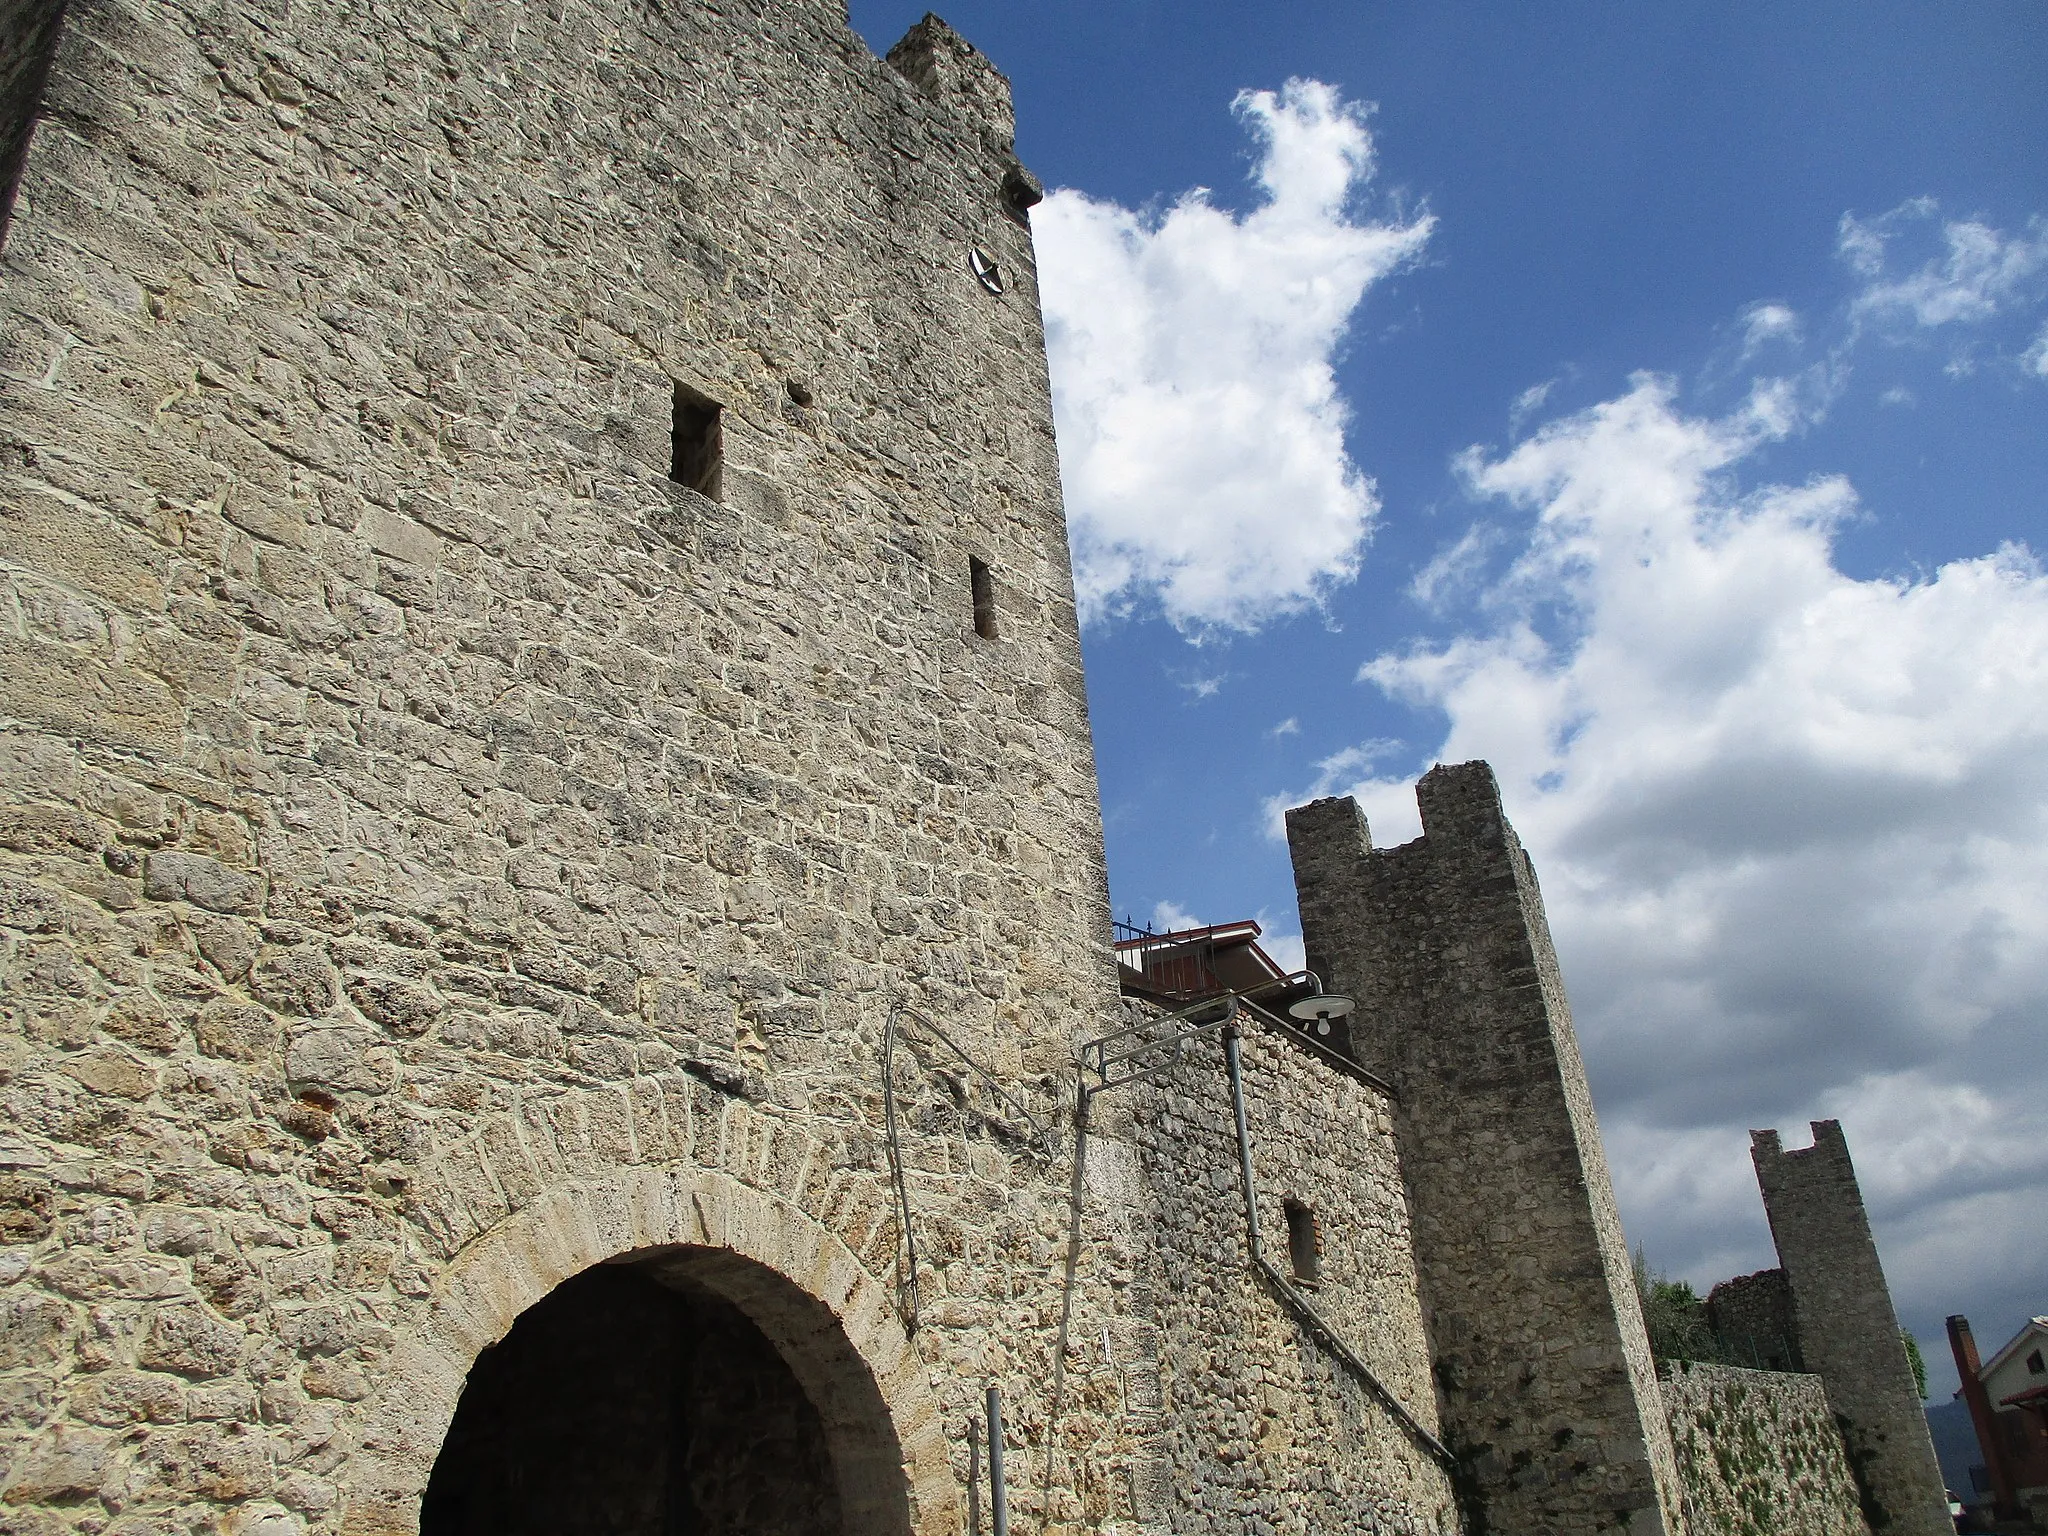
1948 1314 2021 1519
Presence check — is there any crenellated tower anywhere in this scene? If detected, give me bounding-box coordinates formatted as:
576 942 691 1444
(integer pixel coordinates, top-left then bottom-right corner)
1287 763 1687 1536
1751 1121 1952 1535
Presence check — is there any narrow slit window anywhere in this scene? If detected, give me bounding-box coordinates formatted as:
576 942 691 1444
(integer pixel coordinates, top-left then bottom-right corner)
670 383 723 499
1283 1199 1321 1285
969 555 998 640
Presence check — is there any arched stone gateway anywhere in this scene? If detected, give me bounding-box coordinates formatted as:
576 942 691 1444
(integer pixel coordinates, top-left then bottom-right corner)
336 1169 959 1536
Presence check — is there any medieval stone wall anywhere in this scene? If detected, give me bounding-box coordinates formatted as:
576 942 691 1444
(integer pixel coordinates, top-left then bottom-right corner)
1753 1123 1953 1536
1705 1266 1803 1374
0 2 1515 1533
0 0 1950 1531
1287 768 1687 1536
1660 1361 1872 1536
0 0 1126 1530
1110 1013 1459 1535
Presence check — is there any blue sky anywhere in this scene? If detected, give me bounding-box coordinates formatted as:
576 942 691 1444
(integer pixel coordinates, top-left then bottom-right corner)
848 2 2048 1397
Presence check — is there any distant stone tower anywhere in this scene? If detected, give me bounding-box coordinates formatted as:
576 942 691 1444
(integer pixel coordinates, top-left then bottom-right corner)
1752 1122 1952 1535
1287 763 1686 1536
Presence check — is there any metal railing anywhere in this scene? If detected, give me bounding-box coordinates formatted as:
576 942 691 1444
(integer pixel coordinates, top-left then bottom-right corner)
881 1000 1055 1336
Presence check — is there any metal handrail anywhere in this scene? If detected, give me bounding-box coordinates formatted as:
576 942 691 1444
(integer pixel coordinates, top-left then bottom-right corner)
882 1000 1054 1334
1077 970 1323 1094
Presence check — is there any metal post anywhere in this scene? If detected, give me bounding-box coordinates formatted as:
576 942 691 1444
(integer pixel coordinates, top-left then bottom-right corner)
987 1384 1009 1536
1222 1020 1264 1266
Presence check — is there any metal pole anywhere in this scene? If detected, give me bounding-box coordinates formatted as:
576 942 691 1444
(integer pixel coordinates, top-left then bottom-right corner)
1222 1016 1264 1266
987 1384 1009 1536
1039 1080 1090 1532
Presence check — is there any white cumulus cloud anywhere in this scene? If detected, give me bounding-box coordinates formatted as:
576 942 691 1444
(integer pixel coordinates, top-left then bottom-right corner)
2027 324 2048 380
1280 373 2048 1349
1034 80 1432 635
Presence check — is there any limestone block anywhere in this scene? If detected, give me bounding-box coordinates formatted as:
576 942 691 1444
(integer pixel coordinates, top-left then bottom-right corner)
139 1303 245 1379
143 850 263 914
1 1423 113 1504
284 1024 392 1097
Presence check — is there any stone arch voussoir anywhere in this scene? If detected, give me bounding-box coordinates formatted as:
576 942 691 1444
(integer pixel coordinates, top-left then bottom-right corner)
338 1158 957 1536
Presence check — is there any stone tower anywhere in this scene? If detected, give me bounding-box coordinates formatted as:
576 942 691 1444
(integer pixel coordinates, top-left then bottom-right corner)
0 2 1110 1531
1286 763 1687 1536
1752 1122 1952 1535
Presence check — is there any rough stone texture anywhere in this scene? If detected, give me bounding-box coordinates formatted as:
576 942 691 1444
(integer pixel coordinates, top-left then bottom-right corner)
1113 1011 1461 1535
1752 1122 1953 1536
1660 1361 1872 1536
0 0 1933 1529
0 0 1116 1530
1706 1267 1804 1374
0 2 1492 1533
1286 766 1687 1536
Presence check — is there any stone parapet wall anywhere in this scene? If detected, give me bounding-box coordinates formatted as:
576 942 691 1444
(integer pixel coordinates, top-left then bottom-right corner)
1108 1011 1459 1535
1661 1361 1872 1536
1706 1266 1804 1373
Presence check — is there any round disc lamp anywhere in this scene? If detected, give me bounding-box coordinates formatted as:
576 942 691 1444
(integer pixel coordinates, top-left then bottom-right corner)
1287 992 1356 1038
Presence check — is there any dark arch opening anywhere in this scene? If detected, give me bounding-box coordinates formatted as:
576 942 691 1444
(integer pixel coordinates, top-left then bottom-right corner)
421 1247 911 1536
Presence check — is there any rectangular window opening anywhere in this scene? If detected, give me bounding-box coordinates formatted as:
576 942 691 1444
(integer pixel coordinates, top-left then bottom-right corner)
670 382 723 500
969 555 998 640
1283 1199 1321 1285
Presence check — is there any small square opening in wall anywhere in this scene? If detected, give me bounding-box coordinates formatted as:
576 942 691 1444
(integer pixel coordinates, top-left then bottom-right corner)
969 555 998 640
670 383 723 499
1283 1199 1322 1285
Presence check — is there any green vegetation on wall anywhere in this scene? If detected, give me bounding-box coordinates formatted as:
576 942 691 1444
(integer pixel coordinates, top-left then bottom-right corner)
1902 1330 1927 1400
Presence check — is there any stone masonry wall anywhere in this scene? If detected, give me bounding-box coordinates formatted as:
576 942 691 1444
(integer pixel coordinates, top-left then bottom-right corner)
1660 1361 1872 1536
1287 766 1687 1536
0 1 1145 1532
1105 1012 1460 1535
1705 1267 1803 1374
1753 1123 1952 1536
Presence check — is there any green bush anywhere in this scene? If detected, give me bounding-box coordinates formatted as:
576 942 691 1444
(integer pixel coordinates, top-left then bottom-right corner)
1632 1246 1726 1365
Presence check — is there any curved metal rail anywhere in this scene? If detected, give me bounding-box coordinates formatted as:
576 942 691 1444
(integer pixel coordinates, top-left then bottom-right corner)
881 1000 1055 1334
